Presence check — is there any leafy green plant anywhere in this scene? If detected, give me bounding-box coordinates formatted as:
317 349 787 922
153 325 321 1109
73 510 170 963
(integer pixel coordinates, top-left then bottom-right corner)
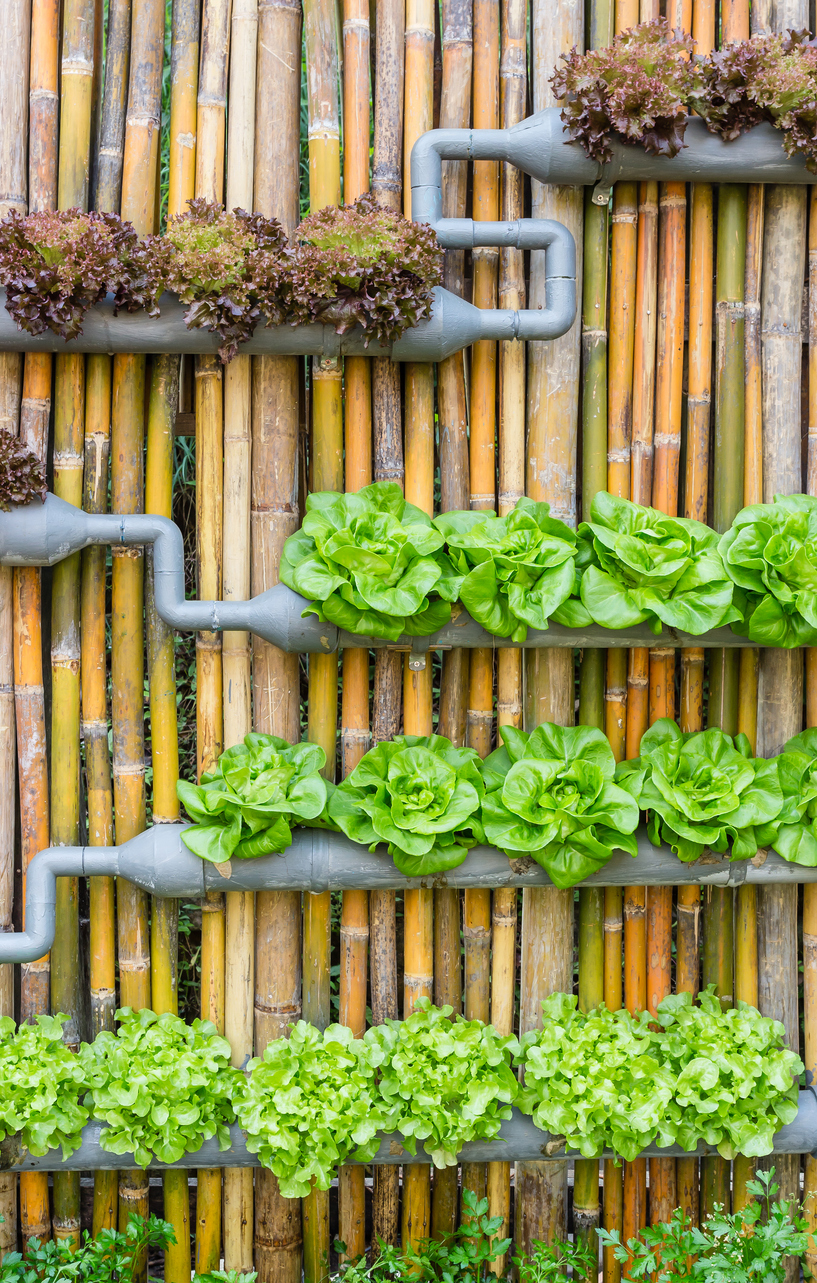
280 482 458 640
0 431 46 509
233 1021 385 1198
332 1189 511 1283
152 197 290 361
80 1007 238 1166
615 717 786 862
516 992 672 1160
479 723 639 887
327 734 485 875
694 30 817 172
654 988 802 1159
433 498 581 641
773 726 817 866
598 1168 808 1283
0 208 158 341
364 997 519 1168
550 19 697 163
0 1214 175 1283
194 1274 258 1283
514 1235 597 1283
177 732 329 864
718 493 817 647
292 193 443 346
0 1014 89 1158
575 491 739 635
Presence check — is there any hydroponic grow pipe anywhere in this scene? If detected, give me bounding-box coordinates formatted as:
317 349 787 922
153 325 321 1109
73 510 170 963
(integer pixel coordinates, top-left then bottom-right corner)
410 113 817 226
2 824 813 964
0 494 782 660
4 1097 817 1171
0 228 575 359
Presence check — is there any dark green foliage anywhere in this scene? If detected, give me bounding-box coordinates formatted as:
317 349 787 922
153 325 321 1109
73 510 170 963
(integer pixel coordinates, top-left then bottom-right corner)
0 1214 174 1283
0 208 159 340
550 19 696 162
292 193 443 345
0 431 46 509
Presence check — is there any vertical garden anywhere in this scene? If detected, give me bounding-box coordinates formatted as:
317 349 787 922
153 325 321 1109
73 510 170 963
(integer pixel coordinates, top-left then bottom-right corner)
6 0 817 1280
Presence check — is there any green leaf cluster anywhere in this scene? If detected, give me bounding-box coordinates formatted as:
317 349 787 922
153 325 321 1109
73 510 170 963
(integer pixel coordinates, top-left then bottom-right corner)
177 733 328 864
575 492 739 636
433 499 581 642
79 1008 238 1167
772 726 817 866
615 718 785 862
327 734 485 875
719 494 817 646
599 1167 808 1283
364 997 520 1168
479 723 639 887
0 1213 175 1283
233 1021 385 1198
516 988 803 1161
280 483 458 640
0 1014 89 1158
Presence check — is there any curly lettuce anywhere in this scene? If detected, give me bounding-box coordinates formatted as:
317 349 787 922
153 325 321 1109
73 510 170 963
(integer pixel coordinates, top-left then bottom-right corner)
575 491 740 635
433 498 582 642
280 482 458 640
616 718 785 862
177 733 328 864
480 723 639 887
718 494 817 647
0 1014 90 1158
327 733 484 876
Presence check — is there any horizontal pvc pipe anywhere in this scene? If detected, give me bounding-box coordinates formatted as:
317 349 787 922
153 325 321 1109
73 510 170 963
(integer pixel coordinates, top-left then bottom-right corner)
0 824 811 964
411 113 817 228
0 277 574 359
0 495 784 656
3 1095 816 1171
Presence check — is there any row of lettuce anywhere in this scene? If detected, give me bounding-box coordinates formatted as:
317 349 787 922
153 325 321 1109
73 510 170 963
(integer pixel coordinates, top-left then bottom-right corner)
281 483 817 650
557 19 817 172
0 195 442 361
178 715 817 886
0 991 801 1197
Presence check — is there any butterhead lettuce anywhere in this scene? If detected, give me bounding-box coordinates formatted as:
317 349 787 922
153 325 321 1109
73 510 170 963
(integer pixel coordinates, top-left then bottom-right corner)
718 494 817 647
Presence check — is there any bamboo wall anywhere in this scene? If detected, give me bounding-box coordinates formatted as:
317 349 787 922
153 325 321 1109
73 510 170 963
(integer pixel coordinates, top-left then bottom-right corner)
2 0 817 1278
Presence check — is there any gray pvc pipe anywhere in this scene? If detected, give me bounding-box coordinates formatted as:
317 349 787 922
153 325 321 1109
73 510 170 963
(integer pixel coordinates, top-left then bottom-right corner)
4 1095 816 1171
1 823 812 965
0 275 574 358
411 112 817 226
0 494 784 657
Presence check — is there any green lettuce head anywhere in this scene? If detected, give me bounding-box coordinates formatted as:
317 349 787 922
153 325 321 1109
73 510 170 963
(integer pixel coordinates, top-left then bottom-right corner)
280 482 458 640
327 734 484 875
771 727 817 866
616 718 785 862
177 734 328 864
576 491 740 635
718 494 817 646
433 498 582 642
480 723 639 887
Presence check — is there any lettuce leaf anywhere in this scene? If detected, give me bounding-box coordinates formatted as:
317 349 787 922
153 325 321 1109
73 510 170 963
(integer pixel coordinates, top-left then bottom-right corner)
718 493 817 646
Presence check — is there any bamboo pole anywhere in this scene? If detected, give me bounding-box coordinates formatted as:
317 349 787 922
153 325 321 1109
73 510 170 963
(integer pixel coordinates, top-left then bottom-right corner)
755 0 807 1243
516 0 582 1255
196 0 230 206
221 4 257 1274
252 1 304 1277
29 0 59 215
805 181 817 1281
92 0 131 212
167 0 199 220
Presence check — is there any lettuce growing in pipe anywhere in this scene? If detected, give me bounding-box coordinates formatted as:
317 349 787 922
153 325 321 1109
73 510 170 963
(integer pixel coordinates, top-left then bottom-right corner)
575 491 740 635
0 1014 90 1158
176 733 328 864
292 193 443 346
364 998 520 1168
770 727 817 867
550 18 698 163
479 724 639 887
327 734 484 876
616 718 785 862
718 494 817 647
280 482 459 640
0 208 159 341
433 498 582 642
0 430 46 509
233 1022 385 1197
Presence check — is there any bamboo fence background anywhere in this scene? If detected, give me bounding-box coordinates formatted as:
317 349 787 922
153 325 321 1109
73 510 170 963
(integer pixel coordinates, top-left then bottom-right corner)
2 0 817 1278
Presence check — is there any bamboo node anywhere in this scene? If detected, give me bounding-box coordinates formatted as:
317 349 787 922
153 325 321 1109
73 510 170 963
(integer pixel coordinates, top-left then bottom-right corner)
110 546 142 560
343 17 370 32
658 194 686 209
462 924 491 940
340 924 370 940
652 433 680 449
113 760 146 777
605 685 626 700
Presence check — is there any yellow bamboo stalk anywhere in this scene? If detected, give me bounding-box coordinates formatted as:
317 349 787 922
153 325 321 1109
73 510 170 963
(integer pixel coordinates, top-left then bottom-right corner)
167 0 199 220
29 0 59 214
197 0 230 205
